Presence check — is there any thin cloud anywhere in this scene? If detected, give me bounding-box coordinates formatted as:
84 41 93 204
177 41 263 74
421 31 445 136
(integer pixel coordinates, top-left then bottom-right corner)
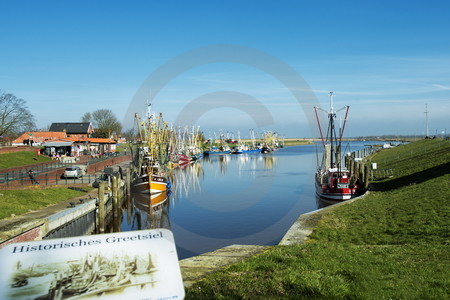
432 84 450 90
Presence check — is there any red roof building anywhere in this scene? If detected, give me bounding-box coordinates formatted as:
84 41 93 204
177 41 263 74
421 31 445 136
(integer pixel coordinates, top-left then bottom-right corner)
12 131 67 146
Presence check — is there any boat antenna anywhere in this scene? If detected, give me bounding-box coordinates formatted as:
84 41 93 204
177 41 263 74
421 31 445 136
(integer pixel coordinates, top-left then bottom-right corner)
329 91 334 114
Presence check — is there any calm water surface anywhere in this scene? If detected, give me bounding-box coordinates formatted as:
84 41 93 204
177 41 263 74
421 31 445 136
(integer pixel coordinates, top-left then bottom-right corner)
120 142 375 259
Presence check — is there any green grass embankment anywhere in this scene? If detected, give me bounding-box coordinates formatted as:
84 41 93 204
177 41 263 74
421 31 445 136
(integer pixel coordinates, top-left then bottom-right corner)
0 151 51 170
186 139 450 299
0 187 94 220
0 151 95 220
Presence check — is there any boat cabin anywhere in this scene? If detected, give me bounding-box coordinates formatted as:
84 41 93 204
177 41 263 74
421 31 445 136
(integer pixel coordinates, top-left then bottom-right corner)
328 169 350 189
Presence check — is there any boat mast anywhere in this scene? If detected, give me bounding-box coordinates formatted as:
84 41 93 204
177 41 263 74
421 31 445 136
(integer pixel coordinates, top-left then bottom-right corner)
314 92 350 171
328 92 336 168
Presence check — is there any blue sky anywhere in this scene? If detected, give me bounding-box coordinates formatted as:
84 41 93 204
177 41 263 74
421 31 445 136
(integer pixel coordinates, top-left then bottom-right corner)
1 0 449 138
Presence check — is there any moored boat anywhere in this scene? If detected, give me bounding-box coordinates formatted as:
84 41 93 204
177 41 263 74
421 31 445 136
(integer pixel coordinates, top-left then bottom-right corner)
314 92 364 201
231 147 244 154
243 148 262 153
203 150 231 155
260 146 271 154
131 109 171 195
132 172 170 194
203 145 231 155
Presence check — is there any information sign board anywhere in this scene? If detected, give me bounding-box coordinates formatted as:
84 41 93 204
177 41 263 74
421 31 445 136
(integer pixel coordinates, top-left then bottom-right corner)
0 229 185 299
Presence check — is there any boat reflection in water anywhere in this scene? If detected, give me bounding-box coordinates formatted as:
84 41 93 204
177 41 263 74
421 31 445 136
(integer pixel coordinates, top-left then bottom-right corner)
262 155 277 169
316 195 342 208
170 162 203 200
128 192 171 231
201 152 278 176
201 153 231 175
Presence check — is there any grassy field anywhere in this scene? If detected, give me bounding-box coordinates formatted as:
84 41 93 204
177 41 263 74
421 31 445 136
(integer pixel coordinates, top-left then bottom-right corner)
185 139 450 299
283 139 314 146
0 187 94 220
0 151 51 169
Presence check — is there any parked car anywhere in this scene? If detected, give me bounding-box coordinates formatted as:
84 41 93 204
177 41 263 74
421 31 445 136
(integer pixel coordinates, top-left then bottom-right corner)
63 167 83 179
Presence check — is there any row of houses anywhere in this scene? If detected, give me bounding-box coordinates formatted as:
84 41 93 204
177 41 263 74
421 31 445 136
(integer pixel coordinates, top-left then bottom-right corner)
12 122 123 157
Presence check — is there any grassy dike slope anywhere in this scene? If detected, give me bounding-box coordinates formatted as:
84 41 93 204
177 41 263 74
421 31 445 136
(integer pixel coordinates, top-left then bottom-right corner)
0 151 51 169
186 139 450 299
0 151 94 220
0 188 94 220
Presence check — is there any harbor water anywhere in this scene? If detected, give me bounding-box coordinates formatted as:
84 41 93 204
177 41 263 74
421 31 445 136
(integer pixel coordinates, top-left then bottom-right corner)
119 142 378 259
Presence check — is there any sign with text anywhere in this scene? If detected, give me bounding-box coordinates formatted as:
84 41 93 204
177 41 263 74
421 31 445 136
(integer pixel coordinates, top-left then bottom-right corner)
0 229 185 299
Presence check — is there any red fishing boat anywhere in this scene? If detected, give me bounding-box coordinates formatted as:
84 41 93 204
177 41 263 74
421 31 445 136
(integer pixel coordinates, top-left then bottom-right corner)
314 92 364 201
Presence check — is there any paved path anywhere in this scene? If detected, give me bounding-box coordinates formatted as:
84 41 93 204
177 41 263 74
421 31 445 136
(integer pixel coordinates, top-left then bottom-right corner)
179 244 271 287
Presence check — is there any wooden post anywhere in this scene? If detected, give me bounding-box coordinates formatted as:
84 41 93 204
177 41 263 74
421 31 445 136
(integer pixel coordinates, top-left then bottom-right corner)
98 182 106 234
118 173 123 202
349 159 354 176
357 162 362 183
359 162 365 185
359 162 364 182
112 175 118 220
112 175 121 232
126 167 131 196
364 165 370 189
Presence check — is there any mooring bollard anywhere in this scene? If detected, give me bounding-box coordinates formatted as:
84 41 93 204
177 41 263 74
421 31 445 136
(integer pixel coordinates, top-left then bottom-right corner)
98 182 106 234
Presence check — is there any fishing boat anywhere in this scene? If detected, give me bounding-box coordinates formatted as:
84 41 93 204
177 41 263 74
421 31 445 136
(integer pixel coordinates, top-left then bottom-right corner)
169 125 203 167
314 92 363 201
203 131 232 155
132 108 171 195
203 142 231 155
260 131 282 153
231 138 262 154
260 146 271 154
241 130 262 153
203 148 231 155
132 163 170 194
231 146 244 154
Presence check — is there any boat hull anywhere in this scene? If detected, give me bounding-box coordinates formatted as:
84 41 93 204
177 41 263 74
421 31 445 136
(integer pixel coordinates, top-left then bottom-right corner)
261 146 271 154
203 150 231 155
244 149 262 153
132 174 170 195
315 178 360 201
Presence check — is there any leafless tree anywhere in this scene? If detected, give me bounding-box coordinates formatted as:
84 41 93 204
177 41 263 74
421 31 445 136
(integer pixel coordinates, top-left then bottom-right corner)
0 90 36 137
81 109 122 138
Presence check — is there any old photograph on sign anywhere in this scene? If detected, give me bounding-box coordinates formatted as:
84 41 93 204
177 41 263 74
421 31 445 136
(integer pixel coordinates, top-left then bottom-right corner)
0 229 184 299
